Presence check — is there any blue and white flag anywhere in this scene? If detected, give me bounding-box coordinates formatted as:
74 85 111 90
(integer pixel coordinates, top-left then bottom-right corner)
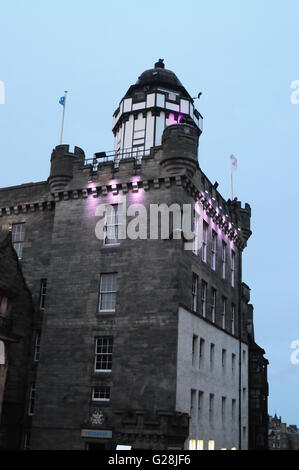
59 96 65 106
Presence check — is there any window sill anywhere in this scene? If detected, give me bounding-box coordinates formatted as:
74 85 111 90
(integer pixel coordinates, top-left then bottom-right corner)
97 311 116 316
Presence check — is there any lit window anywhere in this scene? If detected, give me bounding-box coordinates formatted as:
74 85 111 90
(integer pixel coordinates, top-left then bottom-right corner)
12 223 25 260
192 273 198 312
221 297 226 329
197 440 204 450
33 332 41 362
104 205 120 245
208 440 215 450
94 337 113 372
92 386 110 402
231 251 236 287
99 274 117 312
211 231 217 270
39 279 47 310
28 383 36 416
202 221 208 263
221 241 226 279
211 288 216 323
231 304 235 335
201 281 207 317
189 440 196 450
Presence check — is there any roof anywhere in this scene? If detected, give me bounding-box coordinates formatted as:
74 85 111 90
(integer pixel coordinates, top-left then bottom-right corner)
124 59 192 100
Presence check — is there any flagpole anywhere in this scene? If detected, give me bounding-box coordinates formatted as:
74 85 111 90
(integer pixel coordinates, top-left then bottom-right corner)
231 168 234 201
59 90 68 144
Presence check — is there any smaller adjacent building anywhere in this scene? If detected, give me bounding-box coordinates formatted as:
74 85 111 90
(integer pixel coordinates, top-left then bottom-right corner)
0 227 33 449
269 415 299 450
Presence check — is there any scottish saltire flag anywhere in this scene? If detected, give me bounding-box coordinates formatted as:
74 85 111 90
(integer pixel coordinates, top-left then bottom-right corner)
230 154 238 172
59 96 65 106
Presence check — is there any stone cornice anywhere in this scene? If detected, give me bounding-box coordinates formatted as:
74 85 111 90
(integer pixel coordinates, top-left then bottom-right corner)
0 173 245 249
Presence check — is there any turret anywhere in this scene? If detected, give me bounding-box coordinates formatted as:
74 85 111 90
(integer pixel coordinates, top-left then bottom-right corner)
48 145 85 193
112 59 203 155
160 122 200 176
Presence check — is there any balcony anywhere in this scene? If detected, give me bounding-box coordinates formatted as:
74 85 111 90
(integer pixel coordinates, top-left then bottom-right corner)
85 147 151 171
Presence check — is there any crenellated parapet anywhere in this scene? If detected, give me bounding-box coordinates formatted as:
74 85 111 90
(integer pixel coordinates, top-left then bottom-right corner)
48 145 85 193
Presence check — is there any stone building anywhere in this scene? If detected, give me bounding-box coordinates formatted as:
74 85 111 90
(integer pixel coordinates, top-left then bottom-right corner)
269 415 299 450
0 60 268 450
0 228 33 449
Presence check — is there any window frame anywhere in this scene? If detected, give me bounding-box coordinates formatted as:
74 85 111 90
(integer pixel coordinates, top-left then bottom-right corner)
202 221 208 263
12 223 26 260
91 386 111 402
211 230 217 270
99 273 117 313
104 204 121 246
94 337 114 373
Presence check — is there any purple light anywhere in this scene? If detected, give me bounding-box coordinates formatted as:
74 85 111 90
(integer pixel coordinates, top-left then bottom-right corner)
169 113 183 124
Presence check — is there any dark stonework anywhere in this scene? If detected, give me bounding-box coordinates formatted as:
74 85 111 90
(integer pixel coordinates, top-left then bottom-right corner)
0 229 33 449
0 63 268 450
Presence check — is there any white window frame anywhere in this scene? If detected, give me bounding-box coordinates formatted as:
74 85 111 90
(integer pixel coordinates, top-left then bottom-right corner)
12 223 25 260
192 273 198 312
92 386 111 402
94 337 113 372
202 221 208 263
193 210 200 255
231 304 236 335
211 288 216 323
201 281 207 317
221 241 227 279
231 251 236 287
99 273 117 313
104 204 121 246
211 230 217 270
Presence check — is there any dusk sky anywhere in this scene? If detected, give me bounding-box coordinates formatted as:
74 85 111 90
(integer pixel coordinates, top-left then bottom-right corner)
0 1 298 423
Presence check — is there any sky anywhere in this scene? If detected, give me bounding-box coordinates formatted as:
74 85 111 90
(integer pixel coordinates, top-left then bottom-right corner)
0 0 298 424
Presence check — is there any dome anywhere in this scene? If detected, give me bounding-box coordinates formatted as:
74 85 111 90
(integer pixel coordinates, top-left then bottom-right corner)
136 59 184 88
124 59 191 99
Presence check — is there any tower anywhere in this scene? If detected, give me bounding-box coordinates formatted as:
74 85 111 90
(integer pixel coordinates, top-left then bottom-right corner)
112 59 203 156
0 60 268 451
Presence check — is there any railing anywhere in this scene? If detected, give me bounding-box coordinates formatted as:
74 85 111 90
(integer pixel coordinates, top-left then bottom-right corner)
0 314 12 331
85 147 151 170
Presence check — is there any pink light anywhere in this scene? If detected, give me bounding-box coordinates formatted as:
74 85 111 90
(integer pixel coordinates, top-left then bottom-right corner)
169 113 183 124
